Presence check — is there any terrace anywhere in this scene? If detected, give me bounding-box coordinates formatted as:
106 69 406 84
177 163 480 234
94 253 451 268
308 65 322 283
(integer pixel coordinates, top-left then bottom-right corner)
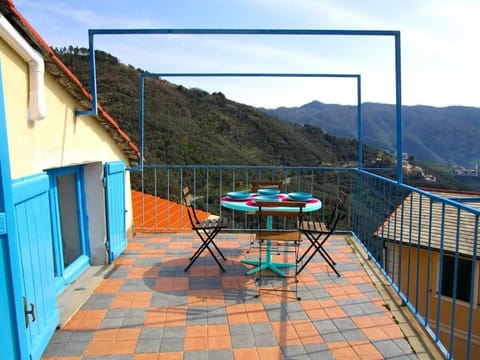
41 165 480 360
43 29 479 360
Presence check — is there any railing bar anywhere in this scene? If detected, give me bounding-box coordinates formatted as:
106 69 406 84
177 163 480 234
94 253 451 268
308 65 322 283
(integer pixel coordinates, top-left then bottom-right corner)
406 190 414 302
398 186 407 292
415 194 423 312
379 178 386 261
466 215 478 360
180 169 184 230
435 202 446 341
205 169 209 214
425 199 433 324
153 169 158 228
448 208 461 359
385 178 392 273
322 171 327 223
141 166 145 228
167 168 171 230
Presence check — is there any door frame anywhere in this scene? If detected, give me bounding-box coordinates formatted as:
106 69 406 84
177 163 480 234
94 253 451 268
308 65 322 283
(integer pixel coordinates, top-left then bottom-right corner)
47 165 90 294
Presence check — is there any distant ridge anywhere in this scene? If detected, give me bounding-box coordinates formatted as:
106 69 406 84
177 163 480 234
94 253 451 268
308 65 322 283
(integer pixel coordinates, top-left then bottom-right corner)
265 101 480 168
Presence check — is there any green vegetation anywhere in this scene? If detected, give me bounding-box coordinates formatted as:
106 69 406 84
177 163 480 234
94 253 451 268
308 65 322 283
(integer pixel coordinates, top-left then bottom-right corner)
267 101 480 169
54 46 381 168
54 47 478 195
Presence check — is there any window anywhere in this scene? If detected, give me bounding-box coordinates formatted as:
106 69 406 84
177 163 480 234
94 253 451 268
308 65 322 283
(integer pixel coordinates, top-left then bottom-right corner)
440 255 473 302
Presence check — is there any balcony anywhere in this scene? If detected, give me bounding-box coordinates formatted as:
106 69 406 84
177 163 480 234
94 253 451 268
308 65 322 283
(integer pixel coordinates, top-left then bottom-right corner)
42 165 480 359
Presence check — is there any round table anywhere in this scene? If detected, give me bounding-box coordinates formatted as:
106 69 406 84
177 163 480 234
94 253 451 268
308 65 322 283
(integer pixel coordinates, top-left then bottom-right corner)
220 192 322 276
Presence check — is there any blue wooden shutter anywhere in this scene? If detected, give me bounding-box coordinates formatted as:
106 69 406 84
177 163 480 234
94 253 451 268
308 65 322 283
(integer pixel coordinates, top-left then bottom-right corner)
104 161 126 262
0 59 27 359
12 174 59 360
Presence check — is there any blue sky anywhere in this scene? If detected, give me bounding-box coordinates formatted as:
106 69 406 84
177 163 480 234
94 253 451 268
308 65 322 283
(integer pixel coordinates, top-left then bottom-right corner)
14 0 480 108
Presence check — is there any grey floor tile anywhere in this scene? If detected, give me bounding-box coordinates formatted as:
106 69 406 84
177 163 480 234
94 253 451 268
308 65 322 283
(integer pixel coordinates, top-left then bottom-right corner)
60 341 89 356
230 334 255 348
122 316 145 327
374 339 408 358
250 322 274 335
321 331 347 343
304 343 334 359
208 349 234 360
140 326 164 339
100 317 124 329
41 343 64 357
332 317 358 331
281 344 309 359
184 351 209 360
135 338 162 353
83 355 132 360
163 326 185 338
160 337 184 352
229 323 252 336
341 328 368 342
254 333 278 347
313 319 338 334
207 315 228 324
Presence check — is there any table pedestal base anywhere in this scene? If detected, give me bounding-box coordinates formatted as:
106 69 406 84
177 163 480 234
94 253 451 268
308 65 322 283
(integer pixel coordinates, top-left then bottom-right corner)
241 259 296 278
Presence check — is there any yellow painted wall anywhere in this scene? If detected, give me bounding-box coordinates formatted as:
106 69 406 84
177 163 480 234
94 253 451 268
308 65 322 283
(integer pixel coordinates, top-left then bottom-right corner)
397 245 480 359
0 37 134 238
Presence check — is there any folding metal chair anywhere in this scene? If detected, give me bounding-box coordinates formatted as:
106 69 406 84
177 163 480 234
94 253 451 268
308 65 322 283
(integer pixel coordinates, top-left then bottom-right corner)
297 191 348 276
254 200 305 300
183 186 228 272
245 180 283 253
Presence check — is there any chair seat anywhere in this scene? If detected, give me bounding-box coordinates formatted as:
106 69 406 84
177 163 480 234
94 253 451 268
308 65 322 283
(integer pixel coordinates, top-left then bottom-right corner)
195 217 228 230
299 220 327 233
256 230 302 242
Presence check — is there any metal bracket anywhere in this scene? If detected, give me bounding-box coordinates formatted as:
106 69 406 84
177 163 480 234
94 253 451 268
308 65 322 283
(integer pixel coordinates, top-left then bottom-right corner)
23 296 36 328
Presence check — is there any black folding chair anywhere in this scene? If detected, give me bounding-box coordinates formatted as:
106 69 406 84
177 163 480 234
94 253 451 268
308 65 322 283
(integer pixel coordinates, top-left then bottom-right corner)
297 191 348 276
183 186 228 272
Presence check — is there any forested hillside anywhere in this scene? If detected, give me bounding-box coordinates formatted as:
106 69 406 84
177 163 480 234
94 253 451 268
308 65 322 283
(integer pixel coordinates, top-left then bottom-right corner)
266 100 480 168
54 47 480 193
54 47 380 167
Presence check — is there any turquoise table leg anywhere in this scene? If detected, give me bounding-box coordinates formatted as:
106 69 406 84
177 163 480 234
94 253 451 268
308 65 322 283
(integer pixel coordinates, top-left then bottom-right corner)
242 215 296 277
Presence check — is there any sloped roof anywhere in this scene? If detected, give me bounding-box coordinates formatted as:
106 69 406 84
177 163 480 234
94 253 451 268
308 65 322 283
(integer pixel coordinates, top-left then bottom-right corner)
0 1 140 164
377 188 480 258
131 190 212 233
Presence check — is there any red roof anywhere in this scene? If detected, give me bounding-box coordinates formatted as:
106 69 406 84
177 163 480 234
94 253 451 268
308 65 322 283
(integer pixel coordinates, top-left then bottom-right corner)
131 190 212 233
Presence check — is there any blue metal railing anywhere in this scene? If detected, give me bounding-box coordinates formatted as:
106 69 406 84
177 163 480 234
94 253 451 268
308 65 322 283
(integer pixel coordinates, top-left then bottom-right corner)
351 169 480 360
131 165 479 359
130 165 358 232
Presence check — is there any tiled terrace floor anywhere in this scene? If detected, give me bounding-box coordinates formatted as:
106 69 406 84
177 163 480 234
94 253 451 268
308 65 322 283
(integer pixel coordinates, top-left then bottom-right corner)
42 233 438 360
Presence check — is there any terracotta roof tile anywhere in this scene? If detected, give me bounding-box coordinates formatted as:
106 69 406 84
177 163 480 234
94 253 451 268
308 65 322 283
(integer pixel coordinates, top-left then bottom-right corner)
131 190 212 233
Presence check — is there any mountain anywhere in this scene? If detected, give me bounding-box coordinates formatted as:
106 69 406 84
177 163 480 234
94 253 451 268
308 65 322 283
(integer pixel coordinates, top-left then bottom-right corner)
265 101 480 169
54 47 379 168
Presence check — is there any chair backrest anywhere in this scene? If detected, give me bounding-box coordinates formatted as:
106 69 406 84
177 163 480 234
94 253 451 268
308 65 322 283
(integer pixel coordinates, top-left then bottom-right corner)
182 186 200 225
325 191 348 231
255 200 305 217
250 180 283 192
255 201 306 240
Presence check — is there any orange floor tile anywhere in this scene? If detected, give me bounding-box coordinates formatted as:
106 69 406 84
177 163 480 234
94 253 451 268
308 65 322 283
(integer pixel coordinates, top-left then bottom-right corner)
42 233 421 359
